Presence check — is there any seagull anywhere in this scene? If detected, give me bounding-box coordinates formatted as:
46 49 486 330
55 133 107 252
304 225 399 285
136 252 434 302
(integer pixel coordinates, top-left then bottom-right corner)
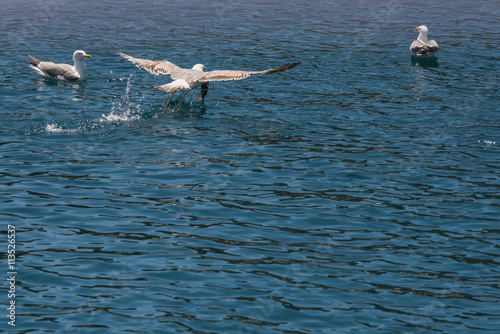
26 50 91 81
112 46 302 108
410 26 439 57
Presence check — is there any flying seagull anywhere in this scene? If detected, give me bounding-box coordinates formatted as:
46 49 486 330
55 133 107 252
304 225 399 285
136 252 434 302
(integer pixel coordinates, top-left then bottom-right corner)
25 50 91 81
112 46 302 108
410 26 439 57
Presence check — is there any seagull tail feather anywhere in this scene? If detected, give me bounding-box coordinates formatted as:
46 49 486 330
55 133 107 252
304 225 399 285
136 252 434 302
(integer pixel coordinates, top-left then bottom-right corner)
155 79 191 92
25 55 42 66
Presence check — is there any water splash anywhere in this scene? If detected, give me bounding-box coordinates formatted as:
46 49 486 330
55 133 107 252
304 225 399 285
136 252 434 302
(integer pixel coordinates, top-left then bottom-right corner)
43 75 143 134
45 123 78 134
100 74 142 123
479 140 496 147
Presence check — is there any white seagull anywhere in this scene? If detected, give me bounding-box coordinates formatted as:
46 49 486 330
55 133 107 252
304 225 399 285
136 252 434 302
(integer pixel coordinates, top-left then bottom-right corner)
112 47 301 108
26 50 91 81
410 26 439 57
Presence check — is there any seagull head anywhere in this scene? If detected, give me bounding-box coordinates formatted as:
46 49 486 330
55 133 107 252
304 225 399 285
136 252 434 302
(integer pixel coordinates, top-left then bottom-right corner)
415 25 428 34
415 25 429 42
192 64 205 72
73 50 92 61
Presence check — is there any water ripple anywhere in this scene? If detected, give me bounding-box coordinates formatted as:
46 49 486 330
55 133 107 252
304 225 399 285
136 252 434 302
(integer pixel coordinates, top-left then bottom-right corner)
1 0 499 333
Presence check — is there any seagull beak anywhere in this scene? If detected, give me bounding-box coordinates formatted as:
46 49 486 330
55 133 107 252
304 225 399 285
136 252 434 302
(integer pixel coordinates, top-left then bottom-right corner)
84 54 92 58
415 27 419 30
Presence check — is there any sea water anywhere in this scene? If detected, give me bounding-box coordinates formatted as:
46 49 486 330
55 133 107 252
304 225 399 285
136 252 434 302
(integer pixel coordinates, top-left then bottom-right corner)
0 0 499 333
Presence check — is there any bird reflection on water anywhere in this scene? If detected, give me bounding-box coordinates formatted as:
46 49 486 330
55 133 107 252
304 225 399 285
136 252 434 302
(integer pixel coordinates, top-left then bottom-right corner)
411 55 439 68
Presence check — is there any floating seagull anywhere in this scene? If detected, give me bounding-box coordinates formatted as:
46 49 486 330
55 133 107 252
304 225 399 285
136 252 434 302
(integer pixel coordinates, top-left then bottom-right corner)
26 50 91 81
112 46 301 108
410 26 439 57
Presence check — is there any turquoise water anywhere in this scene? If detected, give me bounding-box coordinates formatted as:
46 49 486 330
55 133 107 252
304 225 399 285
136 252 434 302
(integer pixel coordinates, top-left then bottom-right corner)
1 0 499 333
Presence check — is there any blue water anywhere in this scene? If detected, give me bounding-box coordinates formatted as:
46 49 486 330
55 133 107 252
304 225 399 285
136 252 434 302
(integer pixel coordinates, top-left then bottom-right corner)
1 0 499 333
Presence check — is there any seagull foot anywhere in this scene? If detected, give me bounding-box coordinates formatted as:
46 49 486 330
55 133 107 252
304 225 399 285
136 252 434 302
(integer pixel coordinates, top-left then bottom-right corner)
200 82 209 103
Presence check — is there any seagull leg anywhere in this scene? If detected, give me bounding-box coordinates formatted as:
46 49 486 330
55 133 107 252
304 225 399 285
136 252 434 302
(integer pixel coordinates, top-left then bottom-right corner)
200 82 209 103
162 92 176 108
175 90 189 108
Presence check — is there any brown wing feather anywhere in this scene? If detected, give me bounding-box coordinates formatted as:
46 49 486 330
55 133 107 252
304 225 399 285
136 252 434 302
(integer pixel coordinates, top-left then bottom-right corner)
111 46 181 76
198 61 302 82
198 70 253 82
253 61 302 75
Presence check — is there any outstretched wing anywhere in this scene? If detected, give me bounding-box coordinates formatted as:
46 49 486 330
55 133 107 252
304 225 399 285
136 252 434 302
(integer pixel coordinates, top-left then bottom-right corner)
111 46 181 76
197 61 302 82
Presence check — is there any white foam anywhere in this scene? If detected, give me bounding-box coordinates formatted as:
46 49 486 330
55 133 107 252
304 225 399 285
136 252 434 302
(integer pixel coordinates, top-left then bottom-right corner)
479 140 496 146
45 123 79 134
44 75 143 134
45 123 63 133
100 74 142 123
99 111 140 123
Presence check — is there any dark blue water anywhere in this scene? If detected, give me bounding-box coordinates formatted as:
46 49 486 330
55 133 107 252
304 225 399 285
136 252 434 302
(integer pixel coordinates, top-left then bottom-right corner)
1 0 499 333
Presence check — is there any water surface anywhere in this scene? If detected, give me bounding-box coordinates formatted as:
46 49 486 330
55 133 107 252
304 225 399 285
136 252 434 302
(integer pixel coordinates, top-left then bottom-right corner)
1 0 499 333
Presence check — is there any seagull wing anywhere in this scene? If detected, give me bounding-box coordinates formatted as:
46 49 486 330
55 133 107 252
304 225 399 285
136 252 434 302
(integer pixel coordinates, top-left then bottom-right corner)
37 62 80 81
427 40 439 50
112 46 181 76
411 40 439 55
197 61 302 82
410 40 423 54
